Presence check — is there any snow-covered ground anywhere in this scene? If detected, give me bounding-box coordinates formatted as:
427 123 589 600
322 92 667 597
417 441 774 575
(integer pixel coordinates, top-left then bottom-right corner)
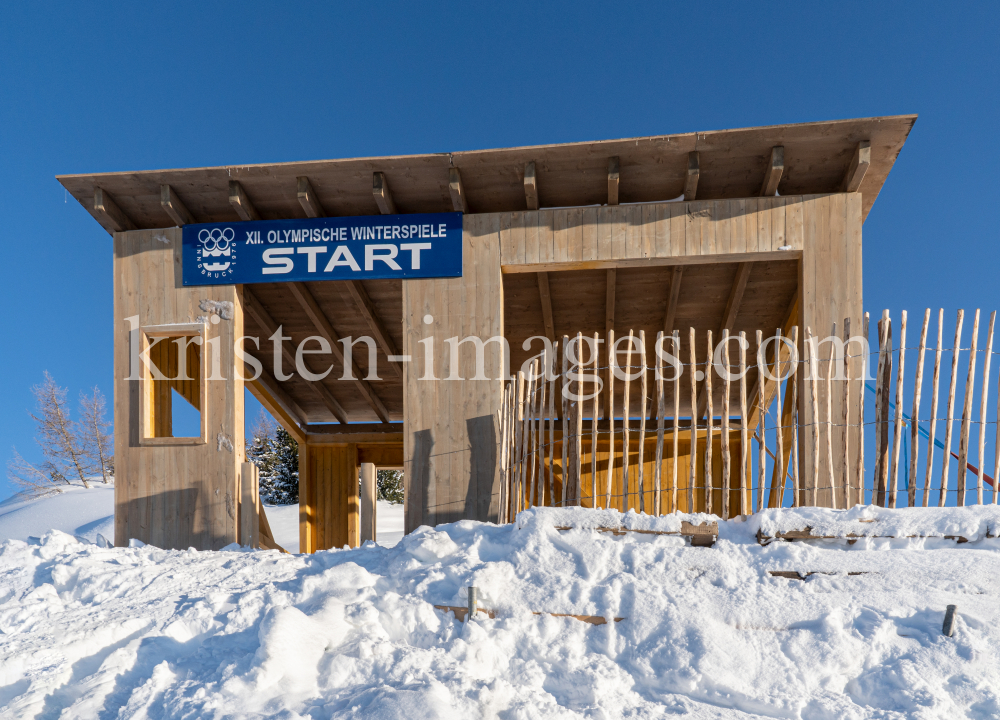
0 481 405 552
3 501 1000 718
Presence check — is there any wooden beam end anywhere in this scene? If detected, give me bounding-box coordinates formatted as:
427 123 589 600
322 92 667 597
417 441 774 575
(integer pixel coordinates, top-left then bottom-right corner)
684 152 700 201
296 176 325 218
607 156 620 206
448 167 469 213
228 180 260 222
160 184 194 226
93 187 137 234
373 172 397 215
524 161 539 210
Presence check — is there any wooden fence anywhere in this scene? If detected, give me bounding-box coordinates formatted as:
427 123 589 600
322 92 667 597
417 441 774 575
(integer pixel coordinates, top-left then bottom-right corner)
496 309 1000 522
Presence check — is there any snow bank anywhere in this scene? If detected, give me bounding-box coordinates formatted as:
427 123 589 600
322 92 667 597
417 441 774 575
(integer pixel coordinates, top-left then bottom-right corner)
0 481 115 545
4 507 1000 718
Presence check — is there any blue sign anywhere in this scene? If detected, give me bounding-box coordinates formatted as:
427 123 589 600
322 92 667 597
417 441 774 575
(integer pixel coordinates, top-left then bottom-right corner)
182 212 463 286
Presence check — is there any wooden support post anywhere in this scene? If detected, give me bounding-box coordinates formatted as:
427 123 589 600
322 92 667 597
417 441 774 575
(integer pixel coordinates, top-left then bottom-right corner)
637 330 648 513
538 272 556 341
841 140 871 192
773 329 784 509
857 313 869 505
548 349 557 507
788 327 800 506
297 176 326 218
925 310 944 507
873 313 891 506
574 333 584 506
738 331 749 515
684 152 699 201
654 331 665 516
808 327 821 507
689 327 698 513
524 162 539 210
622 331 633 510
607 157 620 206
240 462 260 548
956 310 980 506
826 324 838 509
448 167 470 213
360 462 377 543
160 185 194 226
93 187 137 233
591 333 600 508
842 318 852 507
228 180 260 221
759 146 784 197
527 360 540 507
721 330 732 519
561 337 570 507
704 330 714 515
373 172 396 214
605 331 615 508
909 310 930 508
889 312 908 508
756 329 766 512
513 371 527 515
672 331 681 514
536 359 547 508
940 310 964 507
298 441 313 553
977 312 995 505
663 267 683 335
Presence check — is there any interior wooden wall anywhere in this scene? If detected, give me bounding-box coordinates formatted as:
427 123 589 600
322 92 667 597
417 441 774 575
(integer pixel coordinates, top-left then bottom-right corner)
301 444 358 551
113 227 244 550
402 213 505 532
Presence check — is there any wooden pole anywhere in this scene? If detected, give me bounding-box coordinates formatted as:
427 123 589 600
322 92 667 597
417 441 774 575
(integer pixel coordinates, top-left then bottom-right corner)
789 326 800 507
622 331 633 510
739 331 749 516
858 313 869 505
773 329 784 508
605 330 615 509
498 385 509 523
672 331 681 514
574 332 584 507
638 330 648 513
976 311 995 506
840 319 851 507
956 310 980 507
591 332 600 509
807 327 821 506
889 311 907 508
939 310 964 507
547 345 557 507
721 330 732 519
561 336 570 508
689 327 697 513
874 314 892 507
756 329 766 512
654 331 665 516
514 371 527 515
925 310 944 507
704 330 714 515
536 358 547 508
527 359 540 508
826 323 837 510
909 310 930 508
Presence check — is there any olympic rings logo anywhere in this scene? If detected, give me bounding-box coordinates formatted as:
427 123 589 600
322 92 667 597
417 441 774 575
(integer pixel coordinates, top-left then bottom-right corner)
198 227 235 254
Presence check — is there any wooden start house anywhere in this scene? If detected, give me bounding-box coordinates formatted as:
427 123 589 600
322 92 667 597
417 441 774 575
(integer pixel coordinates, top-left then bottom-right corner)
58 115 915 552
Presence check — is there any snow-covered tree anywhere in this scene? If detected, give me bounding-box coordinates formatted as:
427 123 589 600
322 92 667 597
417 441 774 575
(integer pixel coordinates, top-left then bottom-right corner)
246 410 299 504
377 469 404 504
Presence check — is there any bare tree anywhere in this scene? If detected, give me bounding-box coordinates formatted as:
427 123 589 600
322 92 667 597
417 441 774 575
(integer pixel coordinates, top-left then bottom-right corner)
6 448 65 496
30 372 90 488
78 386 113 483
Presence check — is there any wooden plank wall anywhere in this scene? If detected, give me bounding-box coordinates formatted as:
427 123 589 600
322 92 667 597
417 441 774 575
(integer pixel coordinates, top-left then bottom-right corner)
402 213 505 531
113 227 244 550
302 444 358 550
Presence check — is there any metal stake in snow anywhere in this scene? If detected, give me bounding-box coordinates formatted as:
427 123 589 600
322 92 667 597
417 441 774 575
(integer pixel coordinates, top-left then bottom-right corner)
467 586 478 622
943 605 957 637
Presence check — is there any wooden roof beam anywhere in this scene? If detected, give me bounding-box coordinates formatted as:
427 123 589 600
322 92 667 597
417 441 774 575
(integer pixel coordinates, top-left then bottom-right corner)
343 280 404 379
160 185 194 226
759 146 784 197
605 269 616 339
607 157 620 206
524 161 539 210
229 180 260 221
246 369 308 444
663 266 684 334
373 172 396 214
841 140 871 192
243 287 349 424
448 167 469 213
288 281 392 424
296 176 326 218
696 262 753 420
684 152 699 201
537 272 555 341
93 188 136 233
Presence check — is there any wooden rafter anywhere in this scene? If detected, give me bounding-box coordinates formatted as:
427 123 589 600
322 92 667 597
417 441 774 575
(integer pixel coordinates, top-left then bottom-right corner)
229 180 260 221
246 370 307 444
243 287 350 424
160 185 194 226
684 152 699 201
288 281 392 424
373 172 396 214
296 176 326 218
663 266 684 334
537 271 555 341
607 157 620 206
448 167 469 213
759 146 784 197
93 188 136 233
343 280 404 379
524 162 539 210
605 269 616 338
841 140 871 192
696 262 753 419
746 294 800 431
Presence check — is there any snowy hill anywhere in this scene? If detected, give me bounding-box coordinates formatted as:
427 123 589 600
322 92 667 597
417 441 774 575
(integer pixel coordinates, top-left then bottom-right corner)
3 504 1000 718
0 481 405 553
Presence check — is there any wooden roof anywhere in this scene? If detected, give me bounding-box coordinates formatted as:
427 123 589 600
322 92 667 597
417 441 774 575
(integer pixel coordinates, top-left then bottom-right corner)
58 115 915 233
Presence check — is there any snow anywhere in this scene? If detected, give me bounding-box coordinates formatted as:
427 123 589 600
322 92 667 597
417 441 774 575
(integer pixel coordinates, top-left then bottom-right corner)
3 503 1000 718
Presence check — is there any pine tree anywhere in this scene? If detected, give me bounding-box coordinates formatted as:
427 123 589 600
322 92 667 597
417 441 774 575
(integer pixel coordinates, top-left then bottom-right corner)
246 410 299 504
377 469 404 504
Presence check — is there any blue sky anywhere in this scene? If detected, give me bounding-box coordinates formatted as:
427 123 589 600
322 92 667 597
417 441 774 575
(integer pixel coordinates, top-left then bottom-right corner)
0 2 997 501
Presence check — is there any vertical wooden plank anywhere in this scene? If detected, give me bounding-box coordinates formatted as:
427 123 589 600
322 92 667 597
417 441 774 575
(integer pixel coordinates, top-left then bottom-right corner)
872 314 890 506
597 207 613 261
956 310 980 506
721 330 732 518
730 199 747 255
785 195 804 251
788 327 800 506
582 207 598 262
654 331 665 514
745 198 759 253
611 206 627 260
654 202 670 259
641 204 656 259
772 197 787 251
622 331 633 509
548 349 557 507
591 332 600 507
889 312 908 508
605 331 615 508
669 202 685 259
689 327 697 513
756 329 766 512
704 330 714 515
773 329 785 509
858 313 869 505
715 201 731 256
842 318 853 507
702 202 716 256
739 332 749 515
756 198 771 253
808 327 821 508
925 310 944 507
573 333 584 505
825 326 838 509
940 310 964 507
672 331 681 514
561 336 570 507
909 310 930 507
637 330 648 512
976 312 995 505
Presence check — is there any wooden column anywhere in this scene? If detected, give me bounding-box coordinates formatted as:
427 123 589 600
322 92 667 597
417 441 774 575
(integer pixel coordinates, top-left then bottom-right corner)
402 213 505 531
360 462 377 542
305 443 359 550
